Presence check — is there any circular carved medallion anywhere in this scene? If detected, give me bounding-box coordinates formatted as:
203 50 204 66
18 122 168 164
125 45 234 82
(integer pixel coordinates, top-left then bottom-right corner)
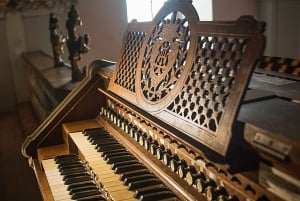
140 11 190 104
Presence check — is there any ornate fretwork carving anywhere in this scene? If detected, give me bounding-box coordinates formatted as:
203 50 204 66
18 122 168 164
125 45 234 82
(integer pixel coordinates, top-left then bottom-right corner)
168 36 247 133
114 31 146 92
66 5 90 82
140 11 190 102
108 0 265 156
49 12 66 67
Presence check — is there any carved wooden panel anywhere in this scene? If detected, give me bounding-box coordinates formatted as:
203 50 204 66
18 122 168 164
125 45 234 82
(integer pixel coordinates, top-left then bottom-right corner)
113 31 146 92
108 0 265 156
139 11 190 103
168 36 247 133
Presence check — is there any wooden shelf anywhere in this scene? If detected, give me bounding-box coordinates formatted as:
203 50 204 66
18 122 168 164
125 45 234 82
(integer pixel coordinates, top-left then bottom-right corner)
23 51 77 122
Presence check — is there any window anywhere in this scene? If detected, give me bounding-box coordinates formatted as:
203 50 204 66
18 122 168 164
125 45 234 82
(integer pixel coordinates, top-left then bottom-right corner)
126 0 213 22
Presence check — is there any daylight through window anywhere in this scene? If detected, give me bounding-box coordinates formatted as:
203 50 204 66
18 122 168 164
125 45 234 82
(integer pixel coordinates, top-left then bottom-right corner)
126 0 213 22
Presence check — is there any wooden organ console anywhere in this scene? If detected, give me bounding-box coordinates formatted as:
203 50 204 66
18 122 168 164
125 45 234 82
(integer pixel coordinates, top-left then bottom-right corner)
21 0 299 200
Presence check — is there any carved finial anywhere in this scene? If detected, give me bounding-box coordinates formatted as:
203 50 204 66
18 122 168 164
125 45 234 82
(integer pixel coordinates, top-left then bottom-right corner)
49 12 66 67
66 5 90 82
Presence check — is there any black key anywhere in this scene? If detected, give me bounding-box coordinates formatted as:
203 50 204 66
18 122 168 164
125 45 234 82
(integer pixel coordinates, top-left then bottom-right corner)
69 183 98 194
104 152 132 161
57 158 80 163
88 135 112 142
56 158 80 165
72 189 102 200
101 148 128 157
95 142 120 149
96 141 123 147
139 191 177 201
63 172 90 181
90 138 112 145
91 138 118 146
114 164 145 174
70 186 98 196
67 180 97 191
124 174 154 185
57 159 82 165
87 134 111 140
61 167 87 175
106 155 136 164
128 178 161 190
120 169 150 181
56 158 81 165
89 135 114 141
97 144 125 152
88 134 111 142
134 184 169 198
111 160 139 170
58 162 84 170
65 175 92 185
58 163 85 170
83 128 108 135
103 151 130 161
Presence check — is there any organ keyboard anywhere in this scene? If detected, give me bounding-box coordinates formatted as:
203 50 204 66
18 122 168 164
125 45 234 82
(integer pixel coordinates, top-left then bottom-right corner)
69 129 179 201
42 155 105 201
22 0 297 200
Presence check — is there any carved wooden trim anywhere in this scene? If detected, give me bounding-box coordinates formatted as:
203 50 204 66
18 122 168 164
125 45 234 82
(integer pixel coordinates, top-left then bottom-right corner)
108 0 265 156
